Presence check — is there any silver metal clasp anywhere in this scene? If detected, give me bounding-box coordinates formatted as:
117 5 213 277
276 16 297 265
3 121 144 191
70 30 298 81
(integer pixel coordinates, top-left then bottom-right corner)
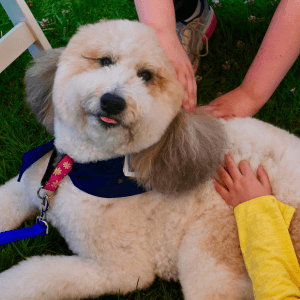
36 186 54 229
37 186 54 200
35 219 49 235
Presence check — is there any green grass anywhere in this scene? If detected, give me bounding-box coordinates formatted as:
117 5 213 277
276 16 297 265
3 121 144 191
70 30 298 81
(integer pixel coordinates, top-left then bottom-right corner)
0 0 300 299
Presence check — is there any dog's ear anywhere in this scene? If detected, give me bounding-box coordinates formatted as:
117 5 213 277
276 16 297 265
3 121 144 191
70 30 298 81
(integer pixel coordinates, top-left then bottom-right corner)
25 48 65 135
130 110 228 195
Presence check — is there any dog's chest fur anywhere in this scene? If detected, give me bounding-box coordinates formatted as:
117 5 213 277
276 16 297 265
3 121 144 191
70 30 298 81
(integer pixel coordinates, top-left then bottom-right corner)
49 186 196 280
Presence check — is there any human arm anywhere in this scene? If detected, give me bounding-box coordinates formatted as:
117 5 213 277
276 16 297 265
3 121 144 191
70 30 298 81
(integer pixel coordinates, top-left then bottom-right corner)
235 196 300 299
214 154 300 299
200 0 300 119
133 0 197 112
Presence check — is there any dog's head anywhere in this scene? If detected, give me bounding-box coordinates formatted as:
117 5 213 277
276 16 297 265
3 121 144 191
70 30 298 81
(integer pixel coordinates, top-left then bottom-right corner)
27 20 183 160
25 19 227 195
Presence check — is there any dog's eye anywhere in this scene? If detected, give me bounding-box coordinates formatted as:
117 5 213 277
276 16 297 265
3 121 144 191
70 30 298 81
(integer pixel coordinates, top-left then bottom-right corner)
100 57 113 67
138 70 152 82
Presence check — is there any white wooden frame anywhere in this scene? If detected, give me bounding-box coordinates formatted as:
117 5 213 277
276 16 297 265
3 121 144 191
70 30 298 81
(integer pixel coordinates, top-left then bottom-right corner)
0 0 52 73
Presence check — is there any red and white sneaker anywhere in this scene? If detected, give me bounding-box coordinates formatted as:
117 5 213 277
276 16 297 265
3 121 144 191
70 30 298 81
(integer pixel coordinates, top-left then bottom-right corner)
176 0 216 74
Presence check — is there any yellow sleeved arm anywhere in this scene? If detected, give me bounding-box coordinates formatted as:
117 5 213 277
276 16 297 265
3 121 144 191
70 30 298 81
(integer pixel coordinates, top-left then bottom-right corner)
234 195 300 300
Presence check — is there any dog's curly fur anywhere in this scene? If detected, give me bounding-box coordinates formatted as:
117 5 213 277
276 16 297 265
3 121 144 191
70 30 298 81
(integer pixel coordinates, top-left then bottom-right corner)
1 19 300 299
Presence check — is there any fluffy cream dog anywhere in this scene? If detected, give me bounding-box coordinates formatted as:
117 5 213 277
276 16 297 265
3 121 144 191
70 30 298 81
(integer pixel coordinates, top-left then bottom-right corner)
1 19 300 300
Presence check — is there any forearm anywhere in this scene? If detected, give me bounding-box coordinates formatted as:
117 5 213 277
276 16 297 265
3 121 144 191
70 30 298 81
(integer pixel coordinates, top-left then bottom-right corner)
234 196 300 299
241 0 300 105
134 0 177 37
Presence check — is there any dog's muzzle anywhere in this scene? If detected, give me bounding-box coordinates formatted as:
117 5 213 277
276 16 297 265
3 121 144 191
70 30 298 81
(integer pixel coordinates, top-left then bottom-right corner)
98 93 126 128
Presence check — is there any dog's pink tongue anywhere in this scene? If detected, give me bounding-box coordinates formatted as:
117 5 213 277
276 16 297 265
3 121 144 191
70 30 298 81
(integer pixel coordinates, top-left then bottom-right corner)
101 117 117 124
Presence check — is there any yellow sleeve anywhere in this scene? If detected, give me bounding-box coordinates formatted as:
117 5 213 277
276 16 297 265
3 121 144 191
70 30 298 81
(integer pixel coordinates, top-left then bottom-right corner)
234 195 300 300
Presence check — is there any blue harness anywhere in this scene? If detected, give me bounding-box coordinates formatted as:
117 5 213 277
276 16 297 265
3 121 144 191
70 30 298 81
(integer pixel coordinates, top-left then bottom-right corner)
0 139 147 246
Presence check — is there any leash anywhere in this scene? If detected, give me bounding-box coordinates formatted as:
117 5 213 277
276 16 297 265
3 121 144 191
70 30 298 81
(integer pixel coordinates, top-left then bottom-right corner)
0 148 73 246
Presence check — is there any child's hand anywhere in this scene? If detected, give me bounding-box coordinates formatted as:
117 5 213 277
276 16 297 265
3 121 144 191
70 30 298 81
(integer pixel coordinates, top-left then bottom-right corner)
213 154 273 208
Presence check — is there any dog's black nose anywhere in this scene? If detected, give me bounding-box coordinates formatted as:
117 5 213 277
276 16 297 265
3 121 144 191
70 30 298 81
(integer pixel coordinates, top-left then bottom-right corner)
100 93 126 115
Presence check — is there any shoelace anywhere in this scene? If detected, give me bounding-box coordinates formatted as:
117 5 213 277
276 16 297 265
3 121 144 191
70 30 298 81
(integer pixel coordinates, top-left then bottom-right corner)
179 19 209 58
